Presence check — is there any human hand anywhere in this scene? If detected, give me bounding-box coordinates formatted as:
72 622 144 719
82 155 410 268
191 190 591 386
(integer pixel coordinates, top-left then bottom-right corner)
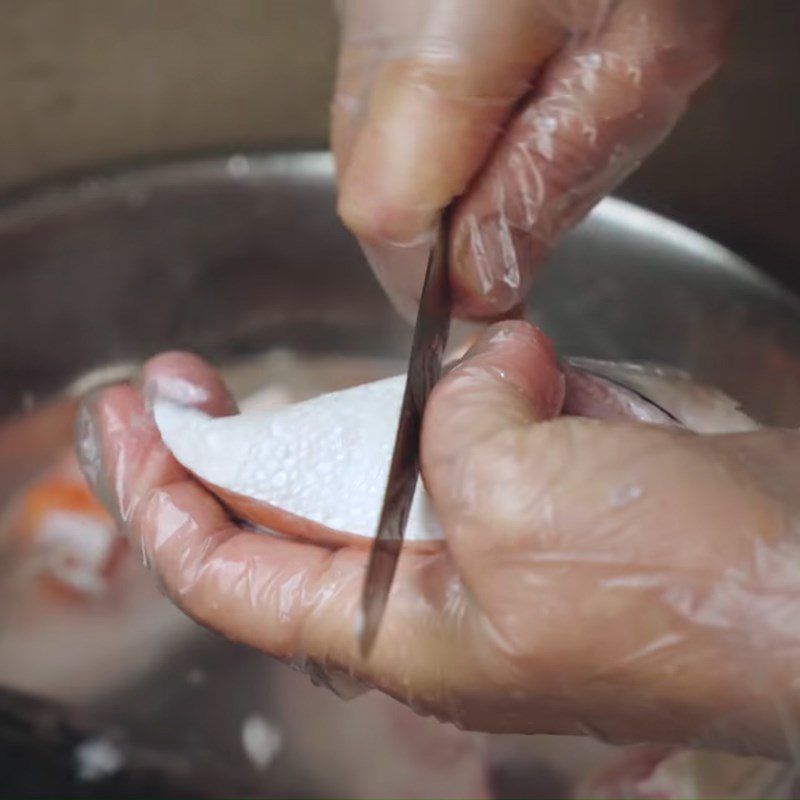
333 0 733 318
78 322 799 758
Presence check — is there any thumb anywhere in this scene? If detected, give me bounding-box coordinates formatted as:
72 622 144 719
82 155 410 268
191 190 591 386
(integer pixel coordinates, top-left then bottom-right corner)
423 320 780 624
422 319 565 537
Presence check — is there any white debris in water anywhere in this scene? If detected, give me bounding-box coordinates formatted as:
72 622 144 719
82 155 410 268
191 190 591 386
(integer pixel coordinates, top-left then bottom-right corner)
610 483 643 508
227 154 251 177
74 737 124 782
186 667 207 687
241 714 282 771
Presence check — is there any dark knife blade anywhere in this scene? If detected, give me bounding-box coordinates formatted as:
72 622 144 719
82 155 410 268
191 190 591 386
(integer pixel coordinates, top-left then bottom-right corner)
358 206 453 658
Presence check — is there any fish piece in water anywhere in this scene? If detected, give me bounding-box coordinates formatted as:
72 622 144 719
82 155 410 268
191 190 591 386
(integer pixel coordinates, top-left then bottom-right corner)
4 451 123 601
563 359 759 433
0 448 196 701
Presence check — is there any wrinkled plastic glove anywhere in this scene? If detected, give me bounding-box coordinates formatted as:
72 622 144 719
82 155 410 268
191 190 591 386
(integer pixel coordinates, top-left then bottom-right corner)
333 0 733 318
78 322 800 760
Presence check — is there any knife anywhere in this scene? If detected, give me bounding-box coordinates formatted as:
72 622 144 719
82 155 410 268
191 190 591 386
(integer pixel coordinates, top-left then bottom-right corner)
358 206 453 658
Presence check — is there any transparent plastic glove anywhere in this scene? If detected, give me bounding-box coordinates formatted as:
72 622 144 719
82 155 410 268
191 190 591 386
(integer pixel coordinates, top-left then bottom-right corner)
78 326 800 760
333 0 733 318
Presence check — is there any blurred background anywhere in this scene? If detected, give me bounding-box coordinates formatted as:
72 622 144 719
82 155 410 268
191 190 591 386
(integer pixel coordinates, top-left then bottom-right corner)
0 0 797 287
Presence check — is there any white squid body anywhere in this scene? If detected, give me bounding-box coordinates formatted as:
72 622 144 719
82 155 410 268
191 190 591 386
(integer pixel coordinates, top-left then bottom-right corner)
153 358 761 550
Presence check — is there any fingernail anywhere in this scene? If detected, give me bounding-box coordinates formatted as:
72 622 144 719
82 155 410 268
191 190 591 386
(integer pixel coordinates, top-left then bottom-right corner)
359 239 431 323
453 216 541 317
456 320 564 416
143 375 210 414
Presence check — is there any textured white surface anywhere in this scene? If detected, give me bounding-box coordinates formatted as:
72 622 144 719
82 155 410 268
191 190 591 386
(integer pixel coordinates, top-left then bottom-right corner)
154 376 443 542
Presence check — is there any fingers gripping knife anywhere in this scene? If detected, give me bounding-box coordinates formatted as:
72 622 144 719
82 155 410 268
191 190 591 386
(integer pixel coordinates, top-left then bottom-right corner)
358 207 453 658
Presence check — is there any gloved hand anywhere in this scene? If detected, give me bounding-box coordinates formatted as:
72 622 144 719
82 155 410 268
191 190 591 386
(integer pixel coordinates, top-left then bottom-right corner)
78 322 800 759
333 0 733 318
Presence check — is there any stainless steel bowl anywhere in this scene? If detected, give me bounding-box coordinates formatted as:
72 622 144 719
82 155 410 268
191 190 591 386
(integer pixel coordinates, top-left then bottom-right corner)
1 151 799 798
